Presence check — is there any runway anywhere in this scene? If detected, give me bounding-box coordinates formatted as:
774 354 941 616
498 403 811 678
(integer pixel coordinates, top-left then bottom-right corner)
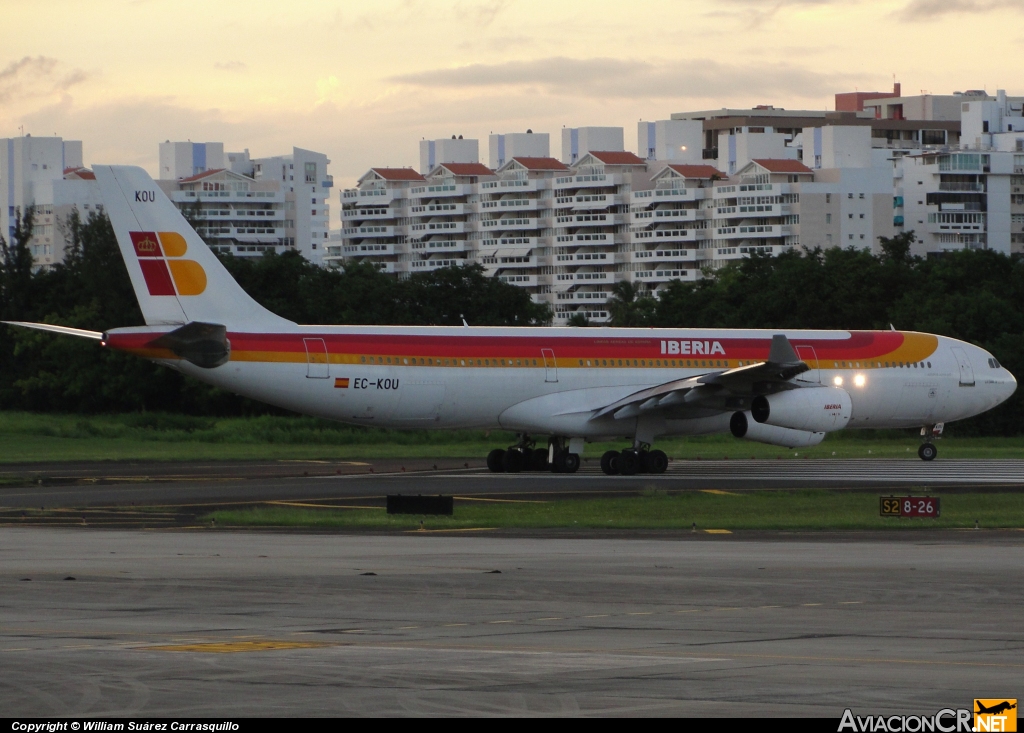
1 528 1021 717
1 458 1022 513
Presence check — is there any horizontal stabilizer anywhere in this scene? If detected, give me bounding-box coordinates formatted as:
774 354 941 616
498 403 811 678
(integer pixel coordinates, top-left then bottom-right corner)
2 321 104 340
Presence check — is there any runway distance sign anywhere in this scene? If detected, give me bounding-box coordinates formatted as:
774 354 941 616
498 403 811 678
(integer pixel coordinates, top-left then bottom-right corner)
880 496 941 518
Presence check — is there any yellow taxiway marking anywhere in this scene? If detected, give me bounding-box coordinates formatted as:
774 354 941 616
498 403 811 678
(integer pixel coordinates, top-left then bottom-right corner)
704 529 733 534
404 527 498 534
143 641 332 653
583 615 608 618
839 601 864 605
535 617 563 621
452 496 548 504
759 605 782 609
444 623 468 627
802 603 823 607
398 626 420 630
265 500 383 510
488 620 515 624
673 610 699 614
700 490 741 496
627 612 653 616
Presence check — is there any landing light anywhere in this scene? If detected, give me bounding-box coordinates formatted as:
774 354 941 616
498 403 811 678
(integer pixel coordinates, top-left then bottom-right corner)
854 374 866 388
833 376 843 386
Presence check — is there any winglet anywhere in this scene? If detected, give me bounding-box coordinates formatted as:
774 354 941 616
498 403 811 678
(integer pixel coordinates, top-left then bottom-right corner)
767 334 801 365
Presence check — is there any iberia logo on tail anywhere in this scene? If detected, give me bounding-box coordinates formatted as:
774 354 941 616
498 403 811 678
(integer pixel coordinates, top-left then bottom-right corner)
130 232 207 296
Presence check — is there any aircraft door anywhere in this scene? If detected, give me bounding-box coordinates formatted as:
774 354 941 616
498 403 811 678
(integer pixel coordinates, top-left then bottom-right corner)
794 345 820 383
541 348 558 383
951 347 975 386
303 338 329 379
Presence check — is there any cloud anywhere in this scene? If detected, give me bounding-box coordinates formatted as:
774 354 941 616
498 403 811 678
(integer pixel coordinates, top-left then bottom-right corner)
0 56 88 104
707 0 859 26
390 56 854 101
894 0 1024 20
214 61 247 72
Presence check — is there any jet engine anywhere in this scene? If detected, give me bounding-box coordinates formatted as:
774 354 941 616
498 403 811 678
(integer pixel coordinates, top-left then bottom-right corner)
750 386 851 433
730 411 825 448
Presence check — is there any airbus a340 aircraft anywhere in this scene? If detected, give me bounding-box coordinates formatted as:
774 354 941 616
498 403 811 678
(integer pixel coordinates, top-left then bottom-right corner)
5 166 1017 474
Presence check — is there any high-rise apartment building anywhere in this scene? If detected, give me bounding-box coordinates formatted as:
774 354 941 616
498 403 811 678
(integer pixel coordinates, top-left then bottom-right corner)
0 135 102 268
419 137 479 174
560 127 624 165
488 131 549 170
158 143 332 264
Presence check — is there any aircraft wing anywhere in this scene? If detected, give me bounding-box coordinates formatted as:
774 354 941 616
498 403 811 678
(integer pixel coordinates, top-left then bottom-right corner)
2 321 104 340
591 334 810 421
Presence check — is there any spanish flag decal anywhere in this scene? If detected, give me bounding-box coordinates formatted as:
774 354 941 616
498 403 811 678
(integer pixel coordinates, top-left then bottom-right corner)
334 378 350 389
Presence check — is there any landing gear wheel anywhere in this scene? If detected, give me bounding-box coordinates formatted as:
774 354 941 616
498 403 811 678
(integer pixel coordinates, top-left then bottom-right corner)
918 443 937 461
528 448 549 472
619 449 640 476
600 450 620 476
644 449 669 475
554 451 580 473
487 448 506 473
503 448 524 473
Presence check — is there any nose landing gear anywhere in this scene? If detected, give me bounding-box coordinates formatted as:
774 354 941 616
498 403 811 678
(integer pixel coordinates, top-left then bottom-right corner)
917 423 943 462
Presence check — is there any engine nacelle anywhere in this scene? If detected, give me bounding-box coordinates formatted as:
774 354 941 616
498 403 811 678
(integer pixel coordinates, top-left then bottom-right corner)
730 411 825 448
751 386 851 433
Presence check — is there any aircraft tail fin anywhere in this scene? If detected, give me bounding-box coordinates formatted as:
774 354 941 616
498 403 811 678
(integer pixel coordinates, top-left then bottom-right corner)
93 165 293 329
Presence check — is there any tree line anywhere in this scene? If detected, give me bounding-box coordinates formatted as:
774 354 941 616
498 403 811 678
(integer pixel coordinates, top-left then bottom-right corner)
1 211 1021 434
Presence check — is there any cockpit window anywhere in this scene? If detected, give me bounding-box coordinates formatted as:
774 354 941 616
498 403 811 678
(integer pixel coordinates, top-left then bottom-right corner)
988 357 1001 369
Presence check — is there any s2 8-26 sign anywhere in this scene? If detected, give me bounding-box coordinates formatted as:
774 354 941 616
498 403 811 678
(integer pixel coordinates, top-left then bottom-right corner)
880 496 941 518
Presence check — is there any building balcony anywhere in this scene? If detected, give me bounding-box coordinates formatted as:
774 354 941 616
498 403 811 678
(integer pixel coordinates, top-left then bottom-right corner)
170 190 283 203
627 268 698 284
480 217 537 231
633 187 705 204
478 198 542 213
555 290 612 303
632 208 704 224
341 206 399 221
713 244 789 259
410 239 467 253
629 248 696 263
480 178 543 193
409 182 473 197
342 225 397 237
479 235 541 251
409 257 467 271
411 202 469 216
714 224 784 240
343 243 397 256
554 213 625 226
631 229 706 244
553 173 624 190
496 274 538 287
410 221 467 237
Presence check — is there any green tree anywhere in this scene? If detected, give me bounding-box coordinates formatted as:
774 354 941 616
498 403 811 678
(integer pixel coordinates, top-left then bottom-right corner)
607 280 656 327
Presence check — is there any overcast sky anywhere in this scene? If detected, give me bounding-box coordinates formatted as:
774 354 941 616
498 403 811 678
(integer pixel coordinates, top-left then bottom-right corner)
3 0 1022 214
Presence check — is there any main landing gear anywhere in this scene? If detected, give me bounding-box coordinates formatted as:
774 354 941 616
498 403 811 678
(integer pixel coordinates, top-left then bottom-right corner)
487 436 580 474
600 447 668 476
918 423 943 462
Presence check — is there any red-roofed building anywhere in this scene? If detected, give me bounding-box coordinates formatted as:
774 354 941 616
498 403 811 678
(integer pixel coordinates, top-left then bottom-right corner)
63 166 96 181
505 157 568 172
748 159 815 176
585 150 646 166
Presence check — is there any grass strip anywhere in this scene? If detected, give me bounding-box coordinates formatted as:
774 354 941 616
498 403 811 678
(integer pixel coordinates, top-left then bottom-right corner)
205 491 1024 531
2 411 1023 463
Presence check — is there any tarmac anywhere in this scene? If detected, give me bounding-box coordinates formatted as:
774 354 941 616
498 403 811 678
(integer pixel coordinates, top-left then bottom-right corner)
1 458 1022 515
2 527 1021 717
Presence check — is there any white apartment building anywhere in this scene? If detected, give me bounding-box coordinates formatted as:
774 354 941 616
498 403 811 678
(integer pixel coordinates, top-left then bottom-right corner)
157 169 288 257
627 164 719 293
0 135 102 268
409 162 494 274
419 137 479 174
158 144 331 263
252 148 332 265
551 151 648 322
328 168 424 274
488 131 549 170
897 150 1024 255
476 156 566 301
560 127 624 166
